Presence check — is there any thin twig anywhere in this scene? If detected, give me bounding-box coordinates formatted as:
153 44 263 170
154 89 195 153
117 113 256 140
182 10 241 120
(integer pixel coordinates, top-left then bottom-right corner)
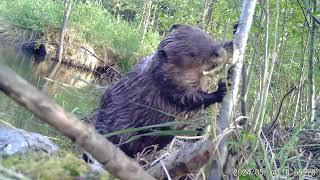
160 160 172 180
265 86 296 135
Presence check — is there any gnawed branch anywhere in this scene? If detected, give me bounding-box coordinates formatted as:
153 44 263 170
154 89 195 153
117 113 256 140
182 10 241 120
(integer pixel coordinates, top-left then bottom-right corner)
0 65 155 180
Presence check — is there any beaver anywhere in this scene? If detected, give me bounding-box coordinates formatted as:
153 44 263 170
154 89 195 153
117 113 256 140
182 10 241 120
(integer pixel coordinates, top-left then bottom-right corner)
95 24 233 158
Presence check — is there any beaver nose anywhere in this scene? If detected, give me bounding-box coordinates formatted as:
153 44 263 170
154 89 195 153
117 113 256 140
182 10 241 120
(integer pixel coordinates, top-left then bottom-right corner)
223 41 233 54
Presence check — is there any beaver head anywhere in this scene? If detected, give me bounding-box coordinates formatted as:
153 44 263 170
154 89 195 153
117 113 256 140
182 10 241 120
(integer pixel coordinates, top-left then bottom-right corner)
152 24 233 92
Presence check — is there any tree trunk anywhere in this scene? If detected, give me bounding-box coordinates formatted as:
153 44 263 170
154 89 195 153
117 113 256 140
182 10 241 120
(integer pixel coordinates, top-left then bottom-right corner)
240 61 248 116
201 0 209 28
253 0 280 134
252 0 270 130
201 0 217 30
140 0 153 45
308 0 317 123
208 0 257 179
42 0 73 91
150 1 158 31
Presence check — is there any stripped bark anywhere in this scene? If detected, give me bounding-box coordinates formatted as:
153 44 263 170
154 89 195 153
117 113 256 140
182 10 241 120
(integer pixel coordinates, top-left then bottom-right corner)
208 0 257 179
0 65 155 180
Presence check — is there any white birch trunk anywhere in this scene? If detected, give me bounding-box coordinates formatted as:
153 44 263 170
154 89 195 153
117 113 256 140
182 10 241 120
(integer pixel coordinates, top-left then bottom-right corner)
208 0 257 179
308 0 317 123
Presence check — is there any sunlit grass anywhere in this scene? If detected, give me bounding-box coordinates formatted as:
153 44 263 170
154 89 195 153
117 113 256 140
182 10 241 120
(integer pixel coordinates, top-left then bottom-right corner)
0 0 161 72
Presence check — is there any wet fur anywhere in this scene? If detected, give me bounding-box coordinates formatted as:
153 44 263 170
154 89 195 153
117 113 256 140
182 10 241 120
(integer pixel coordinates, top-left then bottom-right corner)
95 25 233 157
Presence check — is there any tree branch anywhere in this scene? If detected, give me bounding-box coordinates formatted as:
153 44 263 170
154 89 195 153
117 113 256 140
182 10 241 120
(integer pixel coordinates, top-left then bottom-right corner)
0 65 155 180
265 86 296 135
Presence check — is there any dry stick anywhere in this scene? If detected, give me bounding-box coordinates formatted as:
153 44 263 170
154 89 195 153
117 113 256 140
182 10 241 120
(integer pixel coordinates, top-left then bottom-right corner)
296 0 311 28
147 141 214 180
265 86 296 135
147 127 239 179
0 65 155 180
208 0 257 179
79 46 123 77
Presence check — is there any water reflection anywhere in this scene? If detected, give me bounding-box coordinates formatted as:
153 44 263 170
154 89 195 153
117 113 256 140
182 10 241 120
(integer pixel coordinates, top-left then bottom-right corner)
0 46 102 143
0 47 104 91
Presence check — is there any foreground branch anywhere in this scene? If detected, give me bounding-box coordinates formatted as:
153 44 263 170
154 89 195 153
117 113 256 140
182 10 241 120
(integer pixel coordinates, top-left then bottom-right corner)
0 65 155 180
147 141 214 179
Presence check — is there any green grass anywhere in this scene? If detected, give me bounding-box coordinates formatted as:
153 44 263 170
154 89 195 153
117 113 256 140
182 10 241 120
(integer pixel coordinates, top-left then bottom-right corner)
0 0 161 72
0 0 63 31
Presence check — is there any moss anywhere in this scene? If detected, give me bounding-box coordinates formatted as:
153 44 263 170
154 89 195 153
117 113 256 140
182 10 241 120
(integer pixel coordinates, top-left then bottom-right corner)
0 151 110 179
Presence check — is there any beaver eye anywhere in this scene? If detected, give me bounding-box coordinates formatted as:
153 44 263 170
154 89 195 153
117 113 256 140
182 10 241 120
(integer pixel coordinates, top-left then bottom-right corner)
189 53 196 57
211 50 220 57
211 46 227 58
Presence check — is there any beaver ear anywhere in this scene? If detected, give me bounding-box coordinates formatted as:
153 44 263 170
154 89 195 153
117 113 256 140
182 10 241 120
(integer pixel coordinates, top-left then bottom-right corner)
158 49 168 62
170 24 186 32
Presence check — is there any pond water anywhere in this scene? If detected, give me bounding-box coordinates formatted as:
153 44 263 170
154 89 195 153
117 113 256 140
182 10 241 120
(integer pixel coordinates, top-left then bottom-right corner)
0 46 104 148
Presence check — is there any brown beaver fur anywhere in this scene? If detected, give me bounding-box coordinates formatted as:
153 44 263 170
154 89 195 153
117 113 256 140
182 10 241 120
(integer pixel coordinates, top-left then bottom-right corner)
95 24 233 157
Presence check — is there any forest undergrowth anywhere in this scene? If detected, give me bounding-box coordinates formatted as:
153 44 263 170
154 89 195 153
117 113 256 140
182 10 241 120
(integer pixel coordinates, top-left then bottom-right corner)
0 0 319 179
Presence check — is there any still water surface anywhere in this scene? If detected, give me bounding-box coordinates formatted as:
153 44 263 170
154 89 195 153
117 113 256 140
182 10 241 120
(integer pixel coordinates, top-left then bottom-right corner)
0 46 103 147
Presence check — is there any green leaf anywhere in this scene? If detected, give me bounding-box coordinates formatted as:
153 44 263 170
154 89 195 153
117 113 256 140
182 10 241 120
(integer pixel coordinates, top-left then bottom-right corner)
120 129 199 145
104 121 193 138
